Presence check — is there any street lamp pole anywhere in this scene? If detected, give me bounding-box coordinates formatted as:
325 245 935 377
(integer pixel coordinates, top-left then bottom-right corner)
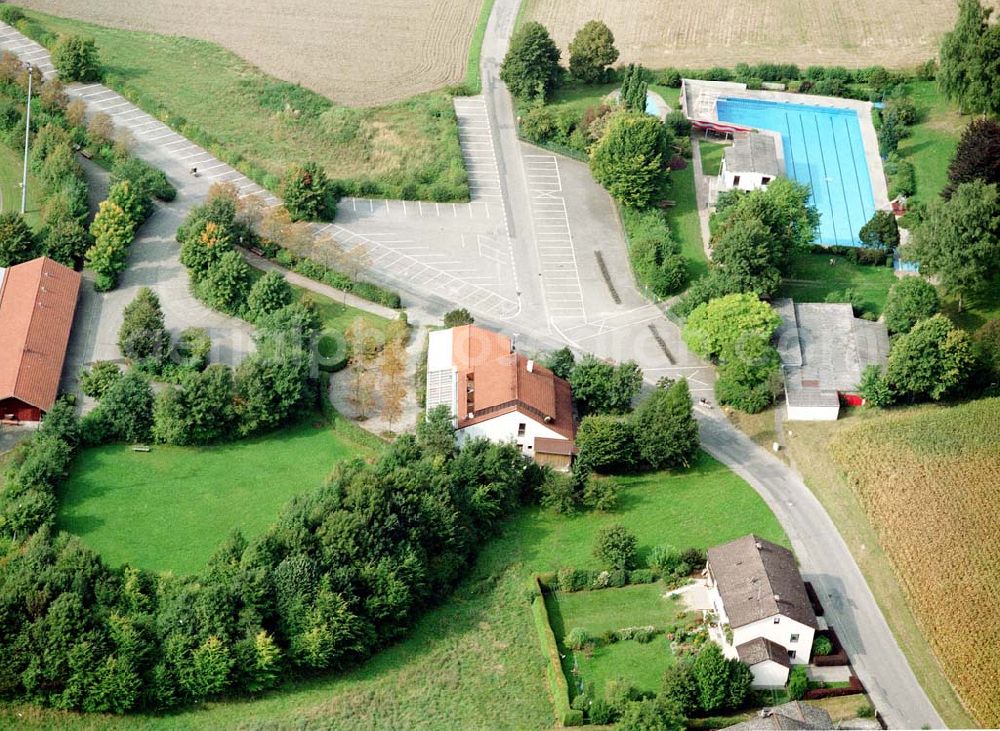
20 62 32 215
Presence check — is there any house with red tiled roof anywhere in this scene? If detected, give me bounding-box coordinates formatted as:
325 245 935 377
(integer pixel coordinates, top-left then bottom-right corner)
0 257 81 423
425 324 576 469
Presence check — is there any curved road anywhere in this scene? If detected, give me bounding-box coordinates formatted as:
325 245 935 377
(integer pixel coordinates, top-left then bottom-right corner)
0 13 943 729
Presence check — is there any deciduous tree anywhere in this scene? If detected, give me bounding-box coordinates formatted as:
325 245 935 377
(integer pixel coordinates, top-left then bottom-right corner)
632 379 699 470
909 180 1000 311
0 211 39 266
52 34 102 82
500 21 561 102
568 20 619 83
944 118 1000 198
118 287 170 370
885 313 975 400
590 112 669 208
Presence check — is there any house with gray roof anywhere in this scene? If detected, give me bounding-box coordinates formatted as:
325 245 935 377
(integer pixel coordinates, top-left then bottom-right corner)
707 535 818 688
719 132 784 193
722 701 834 730
774 299 890 421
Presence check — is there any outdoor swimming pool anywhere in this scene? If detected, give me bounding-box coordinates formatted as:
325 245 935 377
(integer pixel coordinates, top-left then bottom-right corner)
716 97 876 246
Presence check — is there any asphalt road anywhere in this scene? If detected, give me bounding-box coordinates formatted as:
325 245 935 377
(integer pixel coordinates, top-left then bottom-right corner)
0 16 945 729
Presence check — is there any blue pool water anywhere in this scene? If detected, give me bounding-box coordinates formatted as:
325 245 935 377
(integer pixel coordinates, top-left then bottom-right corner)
716 97 876 246
645 93 659 116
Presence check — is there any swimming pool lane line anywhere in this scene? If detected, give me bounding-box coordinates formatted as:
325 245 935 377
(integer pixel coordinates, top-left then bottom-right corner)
822 113 854 245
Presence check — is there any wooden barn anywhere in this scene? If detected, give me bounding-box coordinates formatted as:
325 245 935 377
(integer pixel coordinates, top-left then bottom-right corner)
0 257 81 423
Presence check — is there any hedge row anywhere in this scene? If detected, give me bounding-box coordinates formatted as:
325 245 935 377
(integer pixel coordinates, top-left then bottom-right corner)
542 566 662 593
270 247 402 309
802 675 865 700
531 576 583 727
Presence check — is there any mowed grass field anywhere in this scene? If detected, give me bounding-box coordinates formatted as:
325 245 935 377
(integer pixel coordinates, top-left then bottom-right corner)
828 399 1000 728
13 0 485 106
776 252 898 318
522 0 983 70
12 451 786 729
10 7 469 201
57 417 375 575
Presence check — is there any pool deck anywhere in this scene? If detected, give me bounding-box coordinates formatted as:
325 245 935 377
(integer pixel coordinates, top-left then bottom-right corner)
682 79 890 215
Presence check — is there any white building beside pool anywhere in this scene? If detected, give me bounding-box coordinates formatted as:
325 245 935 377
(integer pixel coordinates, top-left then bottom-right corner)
706 535 818 688
718 132 784 193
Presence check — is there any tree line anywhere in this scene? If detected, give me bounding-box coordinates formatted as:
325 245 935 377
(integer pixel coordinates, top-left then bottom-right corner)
0 405 544 713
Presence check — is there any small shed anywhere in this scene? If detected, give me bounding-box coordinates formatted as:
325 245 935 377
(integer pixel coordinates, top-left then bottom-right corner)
719 133 782 192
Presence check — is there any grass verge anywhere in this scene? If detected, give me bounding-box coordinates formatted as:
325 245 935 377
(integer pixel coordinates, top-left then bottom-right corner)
57 415 375 575
462 0 497 94
897 81 963 206
12 7 469 202
14 451 785 728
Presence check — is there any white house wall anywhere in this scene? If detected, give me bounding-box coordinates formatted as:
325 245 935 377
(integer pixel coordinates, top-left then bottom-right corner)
733 616 815 665
720 163 770 192
785 403 840 421
457 409 567 457
749 660 789 688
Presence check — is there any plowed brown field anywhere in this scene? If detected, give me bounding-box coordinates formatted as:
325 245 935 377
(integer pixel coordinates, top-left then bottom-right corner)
523 0 995 70
829 398 1000 728
14 0 483 106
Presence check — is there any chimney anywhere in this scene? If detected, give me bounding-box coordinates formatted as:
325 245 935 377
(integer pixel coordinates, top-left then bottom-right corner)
755 541 763 549
773 593 781 602
527 359 534 373
467 412 474 419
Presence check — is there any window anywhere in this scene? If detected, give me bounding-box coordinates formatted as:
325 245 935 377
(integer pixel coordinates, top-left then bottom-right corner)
517 423 526 437
790 633 799 643
788 650 797 660
761 176 771 185
773 617 780 624
733 175 741 186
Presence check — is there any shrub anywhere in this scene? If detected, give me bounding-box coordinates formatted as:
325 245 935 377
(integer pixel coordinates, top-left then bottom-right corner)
281 162 338 221
118 287 171 370
589 698 615 724
442 308 474 327
649 545 682 575
111 156 176 203
888 159 916 198
858 210 900 250
0 211 40 267
566 627 590 650
247 270 293 322
604 677 639 715
558 567 590 592
883 277 940 334
628 568 656 584
680 547 706 570
812 635 833 656
51 34 101 82
857 703 876 718
664 110 692 138
788 665 809 700
590 111 670 208
79 361 122 399
593 523 638 571
608 569 628 588
175 327 212 371
582 474 618 512
539 471 578 514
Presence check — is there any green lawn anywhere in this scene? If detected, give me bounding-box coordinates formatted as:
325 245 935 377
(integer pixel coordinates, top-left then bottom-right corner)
777 252 898 317
545 584 685 698
668 162 709 282
569 634 675 698
292 284 390 337
897 81 964 206
462 0 497 93
699 141 727 177
12 8 468 202
57 417 374 575
14 451 786 729
548 583 682 636
941 272 1000 332
0 142 43 227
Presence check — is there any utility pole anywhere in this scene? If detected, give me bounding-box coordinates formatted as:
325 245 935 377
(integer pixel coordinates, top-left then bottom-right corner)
20 62 32 215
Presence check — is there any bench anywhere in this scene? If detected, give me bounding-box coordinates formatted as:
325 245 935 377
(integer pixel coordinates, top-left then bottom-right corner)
131 445 151 452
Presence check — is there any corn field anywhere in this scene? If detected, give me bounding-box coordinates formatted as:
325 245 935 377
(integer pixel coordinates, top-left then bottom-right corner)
830 398 1000 728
